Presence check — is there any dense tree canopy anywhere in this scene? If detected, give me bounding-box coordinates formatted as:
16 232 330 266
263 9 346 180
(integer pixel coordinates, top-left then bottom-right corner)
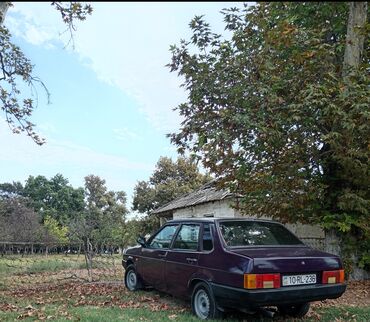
0 174 85 224
23 174 85 223
132 156 211 214
168 2 369 268
0 173 128 248
69 174 128 246
0 197 43 242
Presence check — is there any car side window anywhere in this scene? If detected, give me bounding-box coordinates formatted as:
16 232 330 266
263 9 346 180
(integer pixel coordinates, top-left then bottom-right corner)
148 225 178 249
202 224 213 251
173 224 200 251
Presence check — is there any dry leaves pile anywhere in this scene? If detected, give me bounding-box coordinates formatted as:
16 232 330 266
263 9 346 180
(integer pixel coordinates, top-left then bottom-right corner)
1 281 188 320
1 279 369 320
311 281 370 308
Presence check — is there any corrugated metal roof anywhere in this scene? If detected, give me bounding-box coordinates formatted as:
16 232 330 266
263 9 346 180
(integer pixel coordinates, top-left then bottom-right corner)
151 180 234 214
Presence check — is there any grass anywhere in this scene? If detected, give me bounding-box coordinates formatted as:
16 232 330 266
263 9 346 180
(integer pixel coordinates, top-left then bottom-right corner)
0 255 369 321
1 302 370 321
25 258 85 274
0 254 123 289
0 255 84 274
314 306 370 321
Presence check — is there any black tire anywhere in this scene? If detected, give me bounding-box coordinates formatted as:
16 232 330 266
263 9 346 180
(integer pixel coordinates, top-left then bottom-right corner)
191 282 223 320
124 265 142 291
278 302 310 318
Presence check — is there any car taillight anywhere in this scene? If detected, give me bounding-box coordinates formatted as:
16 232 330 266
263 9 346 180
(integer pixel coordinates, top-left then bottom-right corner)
322 270 345 284
244 273 281 289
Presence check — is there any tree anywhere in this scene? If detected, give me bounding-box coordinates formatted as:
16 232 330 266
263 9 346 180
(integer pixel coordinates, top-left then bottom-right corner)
69 174 128 281
82 175 128 245
23 174 85 224
0 2 92 144
0 197 44 242
168 3 369 269
132 156 211 214
0 181 24 198
0 175 82 244
43 215 69 244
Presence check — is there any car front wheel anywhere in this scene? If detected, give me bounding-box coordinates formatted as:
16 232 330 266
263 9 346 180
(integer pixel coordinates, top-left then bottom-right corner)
124 265 142 291
278 302 310 318
191 282 223 320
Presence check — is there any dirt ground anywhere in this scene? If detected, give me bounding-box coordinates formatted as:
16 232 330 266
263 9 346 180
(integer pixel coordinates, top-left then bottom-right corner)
1 278 369 321
311 280 370 308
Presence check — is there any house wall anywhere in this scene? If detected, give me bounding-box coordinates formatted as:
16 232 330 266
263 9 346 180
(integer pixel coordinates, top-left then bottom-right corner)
164 199 368 280
173 199 240 219
172 199 325 245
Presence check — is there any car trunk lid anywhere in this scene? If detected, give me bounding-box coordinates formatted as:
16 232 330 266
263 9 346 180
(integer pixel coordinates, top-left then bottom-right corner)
229 246 342 273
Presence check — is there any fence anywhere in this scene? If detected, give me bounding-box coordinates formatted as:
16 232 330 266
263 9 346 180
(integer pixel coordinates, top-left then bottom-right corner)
300 237 326 250
0 241 122 256
0 241 124 288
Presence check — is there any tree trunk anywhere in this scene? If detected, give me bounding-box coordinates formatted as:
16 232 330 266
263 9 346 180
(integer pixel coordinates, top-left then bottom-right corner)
343 2 368 79
84 238 94 282
0 2 10 25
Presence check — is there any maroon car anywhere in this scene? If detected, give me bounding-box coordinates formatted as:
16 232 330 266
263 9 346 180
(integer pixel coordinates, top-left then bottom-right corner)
122 218 346 319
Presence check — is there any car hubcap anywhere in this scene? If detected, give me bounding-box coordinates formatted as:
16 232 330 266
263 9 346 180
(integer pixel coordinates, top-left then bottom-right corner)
194 289 210 319
126 270 137 290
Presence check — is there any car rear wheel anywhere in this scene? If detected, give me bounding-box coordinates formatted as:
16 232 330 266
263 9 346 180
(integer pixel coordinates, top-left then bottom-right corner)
191 282 223 320
278 302 310 318
124 265 142 291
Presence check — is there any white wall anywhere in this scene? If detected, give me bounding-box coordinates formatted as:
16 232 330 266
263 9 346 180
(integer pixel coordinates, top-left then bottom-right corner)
172 199 325 240
173 199 239 219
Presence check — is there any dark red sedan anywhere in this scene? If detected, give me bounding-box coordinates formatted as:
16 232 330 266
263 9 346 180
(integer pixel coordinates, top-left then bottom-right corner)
122 218 346 319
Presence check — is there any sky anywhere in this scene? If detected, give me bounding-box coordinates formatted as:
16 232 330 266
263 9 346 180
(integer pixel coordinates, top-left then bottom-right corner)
1 2 248 217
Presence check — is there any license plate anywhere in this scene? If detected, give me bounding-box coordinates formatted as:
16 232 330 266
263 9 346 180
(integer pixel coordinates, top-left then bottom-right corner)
282 274 316 286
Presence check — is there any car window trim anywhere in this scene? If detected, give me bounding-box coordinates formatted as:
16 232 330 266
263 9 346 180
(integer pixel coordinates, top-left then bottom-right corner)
217 220 305 248
200 223 214 253
146 224 180 250
171 223 201 252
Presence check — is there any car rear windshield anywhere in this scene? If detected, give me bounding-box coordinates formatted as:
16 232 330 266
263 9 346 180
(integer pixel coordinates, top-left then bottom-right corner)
219 221 304 247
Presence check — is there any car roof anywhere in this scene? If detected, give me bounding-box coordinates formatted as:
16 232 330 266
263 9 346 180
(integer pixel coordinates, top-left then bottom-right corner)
166 217 281 224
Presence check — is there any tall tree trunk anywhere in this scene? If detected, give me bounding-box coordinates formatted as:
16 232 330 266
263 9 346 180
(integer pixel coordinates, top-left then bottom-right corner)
84 238 94 282
0 2 10 25
343 2 368 79
336 2 368 280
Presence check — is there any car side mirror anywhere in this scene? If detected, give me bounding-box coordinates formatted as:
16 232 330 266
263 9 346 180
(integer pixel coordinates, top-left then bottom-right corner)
137 236 147 247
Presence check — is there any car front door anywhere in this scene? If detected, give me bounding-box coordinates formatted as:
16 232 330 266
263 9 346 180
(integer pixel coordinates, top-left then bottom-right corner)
165 223 201 298
141 224 178 291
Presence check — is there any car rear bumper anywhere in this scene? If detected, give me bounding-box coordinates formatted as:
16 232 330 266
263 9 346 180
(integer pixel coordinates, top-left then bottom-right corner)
210 282 346 309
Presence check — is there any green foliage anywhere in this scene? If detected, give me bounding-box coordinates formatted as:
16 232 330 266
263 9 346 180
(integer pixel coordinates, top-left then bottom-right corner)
122 216 160 248
0 181 24 198
168 3 369 269
69 174 128 246
23 174 85 224
132 156 211 214
43 215 69 243
0 197 45 242
0 173 129 248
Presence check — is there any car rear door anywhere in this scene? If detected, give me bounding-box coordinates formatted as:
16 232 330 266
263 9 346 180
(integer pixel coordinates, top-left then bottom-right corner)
165 223 201 298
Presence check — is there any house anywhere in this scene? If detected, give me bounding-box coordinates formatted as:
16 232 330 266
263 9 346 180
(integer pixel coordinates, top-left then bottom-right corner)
151 180 325 250
152 180 370 280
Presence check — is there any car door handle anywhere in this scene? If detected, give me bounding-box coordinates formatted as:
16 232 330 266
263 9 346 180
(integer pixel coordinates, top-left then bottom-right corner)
158 253 167 258
186 258 198 263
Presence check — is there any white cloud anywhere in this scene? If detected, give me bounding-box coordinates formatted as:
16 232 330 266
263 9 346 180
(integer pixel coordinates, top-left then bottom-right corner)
6 2 247 134
6 4 63 47
113 127 140 141
2 2 249 211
